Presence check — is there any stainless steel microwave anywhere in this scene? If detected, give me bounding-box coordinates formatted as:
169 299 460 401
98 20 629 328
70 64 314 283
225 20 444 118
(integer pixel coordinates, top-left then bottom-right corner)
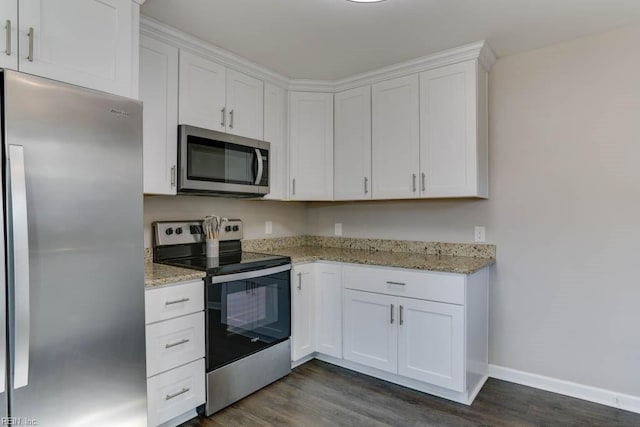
178 125 270 197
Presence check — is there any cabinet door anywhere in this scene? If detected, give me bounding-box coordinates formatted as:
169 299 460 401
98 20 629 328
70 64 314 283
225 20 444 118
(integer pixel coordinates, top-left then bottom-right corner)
291 264 315 361
397 298 465 391
19 0 135 97
226 68 264 139
334 86 372 200
263 82 287 200
0 2 17 70
289 92 334 200
314 263 342 358
178 50 226 132
420 60 478 197
140 36 178 195
343 290 397 374
371 74 420 199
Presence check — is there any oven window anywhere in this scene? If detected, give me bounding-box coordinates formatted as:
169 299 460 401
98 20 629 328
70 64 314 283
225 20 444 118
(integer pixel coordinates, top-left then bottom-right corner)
187 135 257 185
206 270 290 371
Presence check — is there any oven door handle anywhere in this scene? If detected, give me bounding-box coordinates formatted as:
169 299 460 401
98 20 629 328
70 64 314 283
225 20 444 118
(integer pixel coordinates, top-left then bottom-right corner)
254 148 263 185
208 264 291 284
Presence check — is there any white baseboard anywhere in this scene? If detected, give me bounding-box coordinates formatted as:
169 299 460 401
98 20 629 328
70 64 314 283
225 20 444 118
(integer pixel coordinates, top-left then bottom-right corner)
489 364 640 415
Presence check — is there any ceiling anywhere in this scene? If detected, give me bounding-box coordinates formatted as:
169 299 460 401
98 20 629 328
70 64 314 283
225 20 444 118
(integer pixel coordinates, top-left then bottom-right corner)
141 0 640 80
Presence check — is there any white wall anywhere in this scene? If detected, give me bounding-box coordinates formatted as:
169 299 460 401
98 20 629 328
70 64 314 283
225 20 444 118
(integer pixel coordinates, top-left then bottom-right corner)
143 196 307 248
307 25 640 396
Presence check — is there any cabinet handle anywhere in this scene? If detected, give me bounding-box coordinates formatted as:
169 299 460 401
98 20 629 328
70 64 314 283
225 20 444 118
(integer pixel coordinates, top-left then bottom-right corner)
421 172 426 192
5 20 11 56
229 109 234 128
297 272 302 290
386 281 406 286
292 178 296 196
390 304 394 324
165 338 190 349
221 107 226 128
170 165 176 187
27 27 34 62
412 174 416 192
399 305 404 326
364 177 368 195
165 297 190 305
165 387 190 400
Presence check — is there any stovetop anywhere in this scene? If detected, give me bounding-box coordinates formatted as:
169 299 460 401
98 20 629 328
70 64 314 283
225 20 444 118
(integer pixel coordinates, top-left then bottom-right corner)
157 251 291 276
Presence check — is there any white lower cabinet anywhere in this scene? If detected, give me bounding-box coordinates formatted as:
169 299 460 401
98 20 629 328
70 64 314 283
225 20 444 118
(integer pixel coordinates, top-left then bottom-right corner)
291 264 315 361
314 263 343 358
145 280 205 427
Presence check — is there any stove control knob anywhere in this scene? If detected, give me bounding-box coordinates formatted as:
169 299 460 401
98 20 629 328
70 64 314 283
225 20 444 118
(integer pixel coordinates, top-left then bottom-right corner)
232 225 239 232
225 226 232 232
165 228 174 236
175 227 183 235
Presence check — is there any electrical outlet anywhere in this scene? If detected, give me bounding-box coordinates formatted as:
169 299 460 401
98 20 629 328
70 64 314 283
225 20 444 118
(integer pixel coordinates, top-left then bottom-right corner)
474 226 486 243
334 223 342 236
265 221 273 235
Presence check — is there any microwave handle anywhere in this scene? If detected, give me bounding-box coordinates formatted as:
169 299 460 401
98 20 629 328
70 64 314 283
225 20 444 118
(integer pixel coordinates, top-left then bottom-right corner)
254 148 264 185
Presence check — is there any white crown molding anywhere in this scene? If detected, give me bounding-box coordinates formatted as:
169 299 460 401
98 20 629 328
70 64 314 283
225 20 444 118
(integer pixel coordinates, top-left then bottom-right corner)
140 16 291 89
489 364 640 415
140 15 496 93
132 0 146 5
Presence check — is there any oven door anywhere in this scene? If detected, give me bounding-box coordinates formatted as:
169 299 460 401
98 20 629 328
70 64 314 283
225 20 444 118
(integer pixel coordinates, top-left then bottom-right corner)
178 125 269 196
206 265 291 372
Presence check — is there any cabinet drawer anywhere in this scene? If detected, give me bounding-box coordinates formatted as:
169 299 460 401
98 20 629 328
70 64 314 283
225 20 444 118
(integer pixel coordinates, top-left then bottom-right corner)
146 312 205 377
342 265 465 305
147 359 205 427
145 280 204 324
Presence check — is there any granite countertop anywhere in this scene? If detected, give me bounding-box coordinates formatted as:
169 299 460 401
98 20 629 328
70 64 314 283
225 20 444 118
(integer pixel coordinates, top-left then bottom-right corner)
144 261 206 288
262 246 495 275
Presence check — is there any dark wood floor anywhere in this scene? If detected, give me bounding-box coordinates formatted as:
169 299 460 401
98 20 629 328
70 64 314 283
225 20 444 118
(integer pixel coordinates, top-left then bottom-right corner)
182 360 640 426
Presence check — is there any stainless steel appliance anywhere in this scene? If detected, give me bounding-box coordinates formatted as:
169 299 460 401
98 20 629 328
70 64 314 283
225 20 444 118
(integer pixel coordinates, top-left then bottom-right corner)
178 125 270 197
0 71 146 426
153 220 291 416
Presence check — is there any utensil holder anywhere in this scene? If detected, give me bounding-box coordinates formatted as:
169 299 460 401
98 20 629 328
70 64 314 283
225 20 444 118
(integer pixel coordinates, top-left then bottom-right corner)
206 239 219 258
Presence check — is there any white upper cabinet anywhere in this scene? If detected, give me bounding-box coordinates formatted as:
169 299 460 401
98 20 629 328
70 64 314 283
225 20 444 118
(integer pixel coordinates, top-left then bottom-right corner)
0 3 18 70
178 51 264 139
371 74 420 199
18 0 137 97
263 82 288 200
226 68 263 139
178 50 226 132
289 91 334 201
420 60 488 198
334 86 372 201
140 35 178 195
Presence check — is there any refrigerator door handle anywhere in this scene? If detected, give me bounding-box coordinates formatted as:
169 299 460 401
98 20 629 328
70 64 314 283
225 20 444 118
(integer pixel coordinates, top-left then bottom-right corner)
8 145 30 389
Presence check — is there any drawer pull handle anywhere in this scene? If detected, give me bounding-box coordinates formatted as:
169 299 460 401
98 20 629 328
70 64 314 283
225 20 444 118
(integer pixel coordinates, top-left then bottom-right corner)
165 338 190 349
165 297 190 305
386 281 406 286
165 387 190 400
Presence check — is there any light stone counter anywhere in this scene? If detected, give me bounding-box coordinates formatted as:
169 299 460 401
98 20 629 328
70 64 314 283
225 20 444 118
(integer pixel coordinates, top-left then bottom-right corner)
144 261 205 288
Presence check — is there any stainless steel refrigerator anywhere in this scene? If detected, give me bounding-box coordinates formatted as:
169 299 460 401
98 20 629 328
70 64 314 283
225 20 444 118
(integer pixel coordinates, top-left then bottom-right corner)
0 71 147 426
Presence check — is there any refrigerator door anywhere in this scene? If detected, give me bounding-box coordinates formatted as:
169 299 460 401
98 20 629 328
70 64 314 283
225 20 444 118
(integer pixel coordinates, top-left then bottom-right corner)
3 71 146 426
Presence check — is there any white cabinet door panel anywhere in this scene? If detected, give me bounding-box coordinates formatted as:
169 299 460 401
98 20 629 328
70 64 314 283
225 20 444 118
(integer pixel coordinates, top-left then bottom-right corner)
19 0 134 97
226 68 263 139
420 60 478 197
314 263 342 358
343 289 397 373
140 35 178 195
334 85 371 200
371 74 420 199
178 50 226 131
0 2 18 70
291 264 315 361
263 82 287 200
398 298 465 391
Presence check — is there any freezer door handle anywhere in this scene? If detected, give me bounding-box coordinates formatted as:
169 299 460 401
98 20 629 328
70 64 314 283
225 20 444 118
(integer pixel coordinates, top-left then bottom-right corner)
9 145 30 389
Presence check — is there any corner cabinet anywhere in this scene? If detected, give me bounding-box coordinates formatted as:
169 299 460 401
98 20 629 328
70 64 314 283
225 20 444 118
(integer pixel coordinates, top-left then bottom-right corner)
334 86 372 201
140 35 179 195
263 82 288 200
289 91 334 200
1 0 139 97
419 60 488 198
